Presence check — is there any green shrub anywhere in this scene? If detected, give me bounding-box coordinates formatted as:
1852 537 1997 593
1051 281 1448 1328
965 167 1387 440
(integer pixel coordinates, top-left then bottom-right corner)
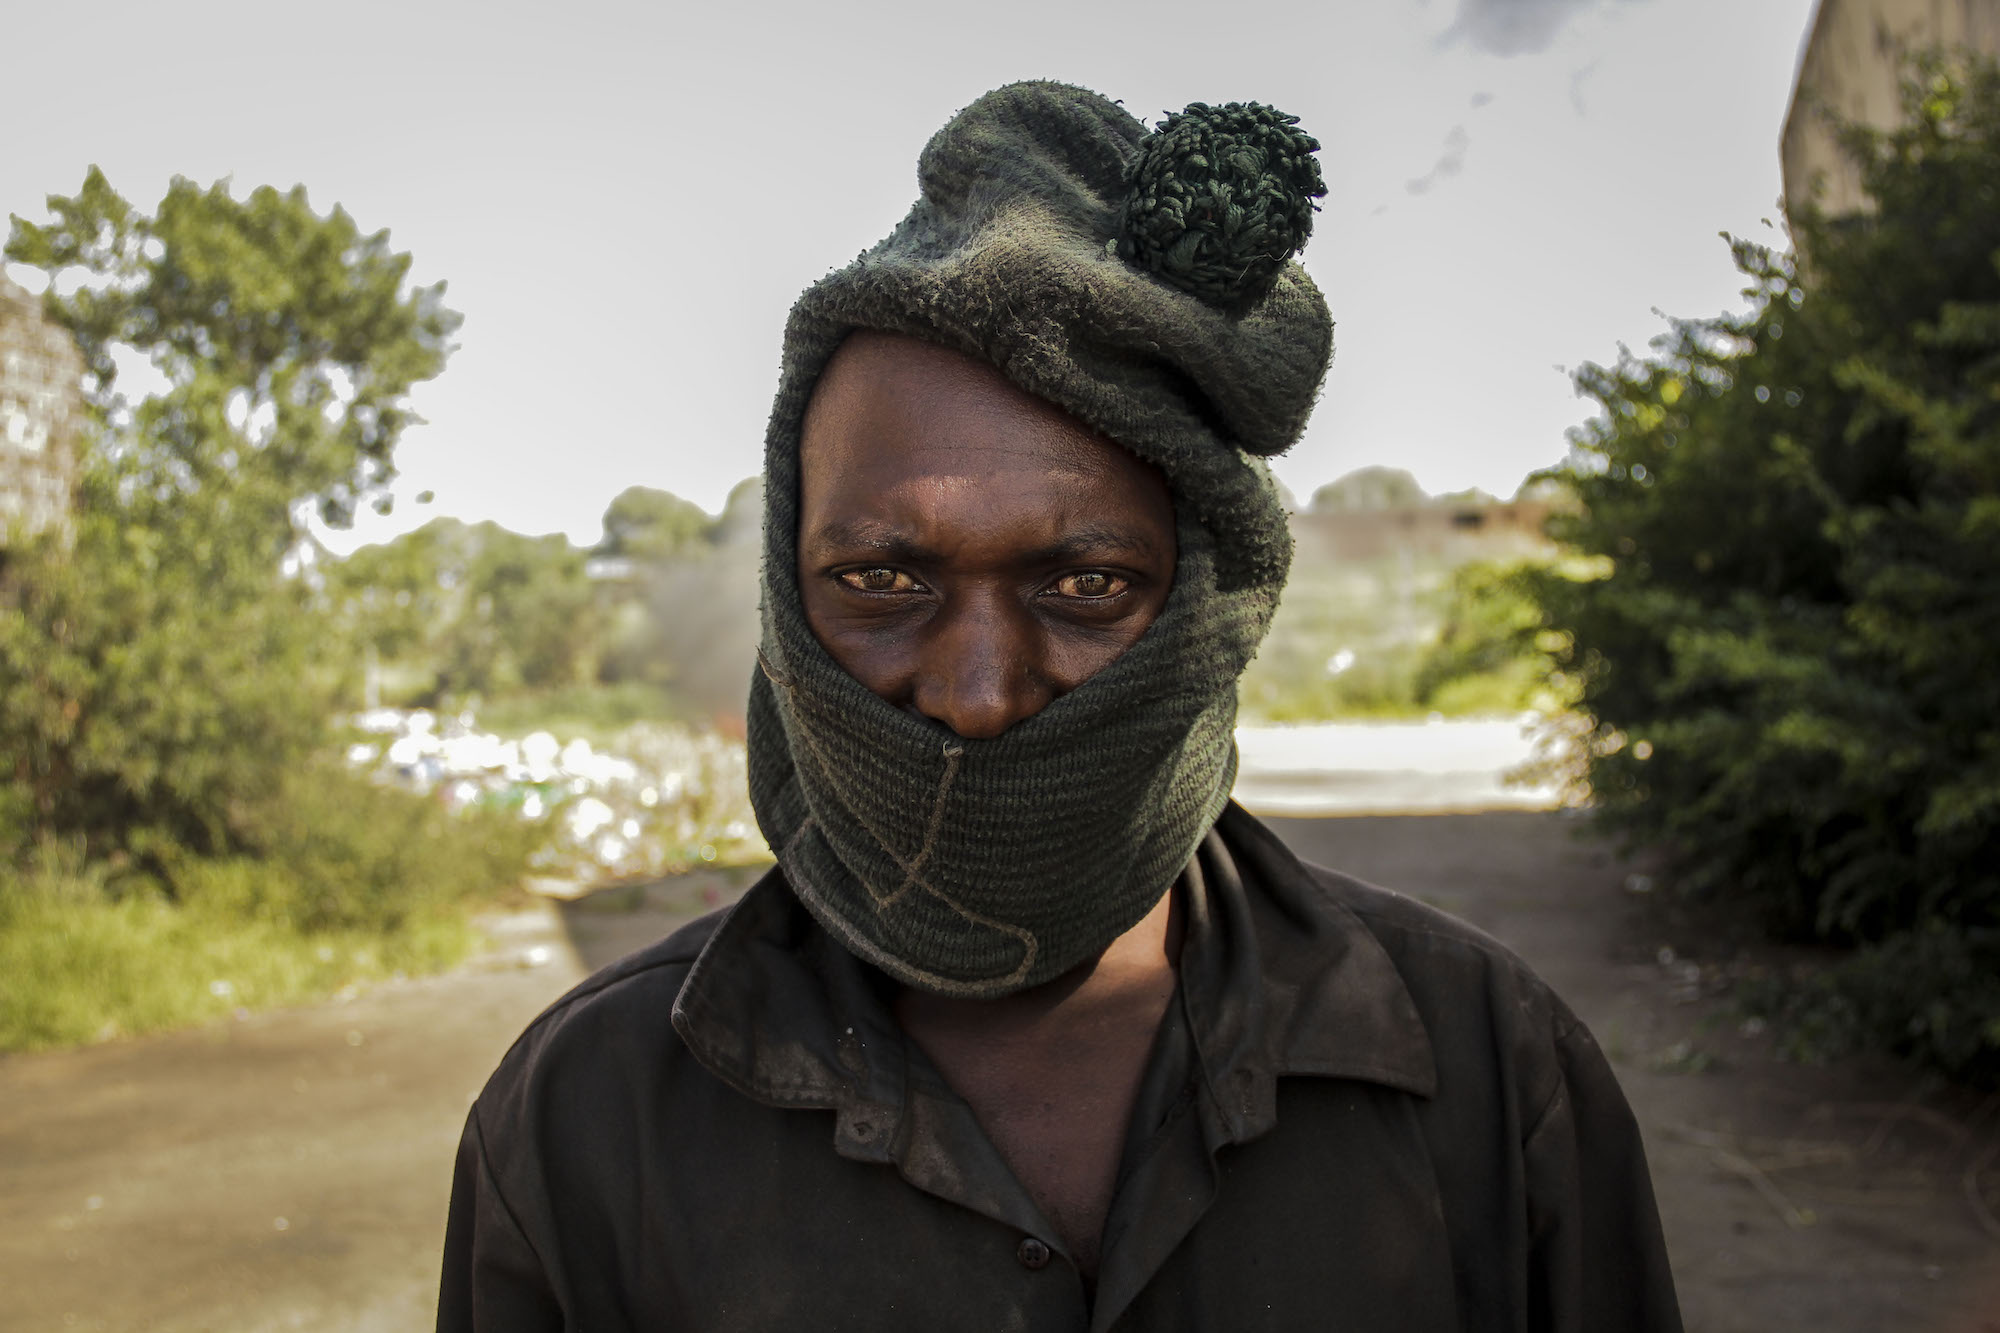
1739 928 2000 1087
195 759 544 932
0 514 332 864
1413 559 1576 716
1532 52 2000 1086
1239 555 1571 723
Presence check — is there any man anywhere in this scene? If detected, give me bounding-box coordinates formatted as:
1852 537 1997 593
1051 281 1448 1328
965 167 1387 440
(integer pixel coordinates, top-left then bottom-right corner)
439 83 1682 1331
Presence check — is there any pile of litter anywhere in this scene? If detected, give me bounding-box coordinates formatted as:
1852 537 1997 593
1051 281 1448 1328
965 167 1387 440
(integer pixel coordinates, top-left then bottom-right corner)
344 708 766 882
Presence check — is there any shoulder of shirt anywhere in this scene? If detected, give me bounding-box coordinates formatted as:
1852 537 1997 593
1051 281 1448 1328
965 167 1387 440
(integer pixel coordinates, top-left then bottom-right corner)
474 896 738 1098
1258 831 1585 1048
1314 858 1519 952
1284 853 1600 1133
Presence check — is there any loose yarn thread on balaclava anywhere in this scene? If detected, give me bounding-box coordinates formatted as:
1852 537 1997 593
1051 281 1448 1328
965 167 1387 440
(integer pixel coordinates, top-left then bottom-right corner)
748 82 1334 997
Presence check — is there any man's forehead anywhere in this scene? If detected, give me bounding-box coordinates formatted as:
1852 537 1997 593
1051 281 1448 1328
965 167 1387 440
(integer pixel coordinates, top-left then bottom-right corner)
808 333 1107 447
803 336 1162 481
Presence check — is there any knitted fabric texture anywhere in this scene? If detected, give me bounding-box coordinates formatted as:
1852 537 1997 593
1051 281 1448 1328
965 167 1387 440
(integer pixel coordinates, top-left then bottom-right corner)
1116 101 1325 313
748 81 1334 997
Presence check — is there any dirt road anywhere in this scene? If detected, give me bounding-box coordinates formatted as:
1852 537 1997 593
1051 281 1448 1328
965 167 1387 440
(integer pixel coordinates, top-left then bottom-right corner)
3 815 1995 1332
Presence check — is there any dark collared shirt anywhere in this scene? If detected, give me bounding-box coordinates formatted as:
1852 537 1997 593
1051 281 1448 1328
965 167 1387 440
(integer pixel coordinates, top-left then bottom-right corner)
439 804 1682 1331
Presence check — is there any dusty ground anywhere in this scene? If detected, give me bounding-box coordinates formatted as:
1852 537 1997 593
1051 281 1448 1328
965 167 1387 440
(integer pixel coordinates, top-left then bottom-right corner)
3 814 1996 1332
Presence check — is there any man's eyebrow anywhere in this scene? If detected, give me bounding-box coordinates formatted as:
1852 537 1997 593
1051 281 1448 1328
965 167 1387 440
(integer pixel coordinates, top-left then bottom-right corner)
800 519 939 561
1020 526 1164 563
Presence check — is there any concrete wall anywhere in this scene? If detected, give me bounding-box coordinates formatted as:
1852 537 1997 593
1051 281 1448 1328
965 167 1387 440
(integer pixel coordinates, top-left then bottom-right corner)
0 277 83 545
1783 0 2000 219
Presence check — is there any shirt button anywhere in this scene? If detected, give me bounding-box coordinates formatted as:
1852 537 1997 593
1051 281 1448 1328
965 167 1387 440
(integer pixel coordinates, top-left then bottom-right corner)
1016 1237 1052 1270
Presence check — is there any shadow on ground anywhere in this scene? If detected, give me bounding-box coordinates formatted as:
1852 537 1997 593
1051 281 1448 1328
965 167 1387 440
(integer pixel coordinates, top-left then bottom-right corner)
552 864 767 973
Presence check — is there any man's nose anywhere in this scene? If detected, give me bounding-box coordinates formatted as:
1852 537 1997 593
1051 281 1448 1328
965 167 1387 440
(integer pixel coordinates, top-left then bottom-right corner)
909 595 1053 740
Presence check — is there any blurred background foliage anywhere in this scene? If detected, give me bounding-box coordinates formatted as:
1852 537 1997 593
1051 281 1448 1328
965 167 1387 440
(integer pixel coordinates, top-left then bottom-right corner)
0 168 777 1048
1237 547 1565 722
328 518 604 706
321 475 767 729
1238 465 1565 722
1522 51 2000 1088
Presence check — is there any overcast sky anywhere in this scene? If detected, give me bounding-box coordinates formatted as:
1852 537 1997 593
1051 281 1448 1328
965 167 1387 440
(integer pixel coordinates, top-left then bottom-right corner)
5 0 1819 550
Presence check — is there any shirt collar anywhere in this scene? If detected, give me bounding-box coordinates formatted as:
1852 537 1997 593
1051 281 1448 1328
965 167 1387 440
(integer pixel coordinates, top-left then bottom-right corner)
1184 803 1437 1144
671 802 1437 1144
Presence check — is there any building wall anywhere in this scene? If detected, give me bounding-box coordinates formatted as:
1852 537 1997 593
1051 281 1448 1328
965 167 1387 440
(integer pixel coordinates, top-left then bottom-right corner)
1782 0 2000 219
1289 500 1556 567
0 277 83 545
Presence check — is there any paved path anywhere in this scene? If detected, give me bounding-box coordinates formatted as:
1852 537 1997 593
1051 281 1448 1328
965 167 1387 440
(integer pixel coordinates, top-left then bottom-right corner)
3 818 1995 1332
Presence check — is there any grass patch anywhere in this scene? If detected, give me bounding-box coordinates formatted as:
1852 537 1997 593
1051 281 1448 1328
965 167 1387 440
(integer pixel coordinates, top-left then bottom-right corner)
0 874 478 1051
0 760 543 1052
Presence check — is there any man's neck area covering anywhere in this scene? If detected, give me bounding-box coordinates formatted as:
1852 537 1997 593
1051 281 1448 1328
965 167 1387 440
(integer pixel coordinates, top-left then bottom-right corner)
749 82 1336 998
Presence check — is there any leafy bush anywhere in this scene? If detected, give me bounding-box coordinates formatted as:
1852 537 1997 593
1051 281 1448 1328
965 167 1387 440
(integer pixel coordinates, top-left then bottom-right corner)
0 512 330 864
1413 559 1577 716
1738 927 2000 1087
181 760 543 931
1530 53 2000 1085
1239 555 1569 722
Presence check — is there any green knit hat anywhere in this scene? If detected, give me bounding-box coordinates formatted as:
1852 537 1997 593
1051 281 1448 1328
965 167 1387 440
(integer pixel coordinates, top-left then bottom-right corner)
765 81 1332 592
748 82 1335 996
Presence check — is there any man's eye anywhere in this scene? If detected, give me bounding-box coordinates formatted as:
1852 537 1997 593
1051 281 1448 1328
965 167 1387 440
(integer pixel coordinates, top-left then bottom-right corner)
1055 572 1125 599
840 568 918 593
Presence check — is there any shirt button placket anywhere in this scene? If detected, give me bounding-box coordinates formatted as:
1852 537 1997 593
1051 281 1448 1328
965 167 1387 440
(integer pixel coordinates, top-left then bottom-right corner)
1015 1236 1052 1270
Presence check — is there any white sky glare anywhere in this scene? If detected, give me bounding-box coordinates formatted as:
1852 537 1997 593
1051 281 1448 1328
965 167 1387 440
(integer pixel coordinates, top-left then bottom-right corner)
4 0 1817 550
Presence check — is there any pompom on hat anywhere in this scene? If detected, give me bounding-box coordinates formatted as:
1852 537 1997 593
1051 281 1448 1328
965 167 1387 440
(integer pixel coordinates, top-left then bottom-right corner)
1115 100 1327 314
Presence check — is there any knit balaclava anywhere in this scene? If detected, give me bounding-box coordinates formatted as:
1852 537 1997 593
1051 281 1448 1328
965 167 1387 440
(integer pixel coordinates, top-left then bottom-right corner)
748 82 1334 997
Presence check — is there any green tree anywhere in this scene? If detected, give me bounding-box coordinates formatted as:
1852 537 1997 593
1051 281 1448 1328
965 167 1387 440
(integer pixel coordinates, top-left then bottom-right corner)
1529 53 2000 1084
435 522 600 699
326 518 602 705
2 170 458 862
326 518 460 672
595 485 716 561
589 482 764 712
7 168 457 540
